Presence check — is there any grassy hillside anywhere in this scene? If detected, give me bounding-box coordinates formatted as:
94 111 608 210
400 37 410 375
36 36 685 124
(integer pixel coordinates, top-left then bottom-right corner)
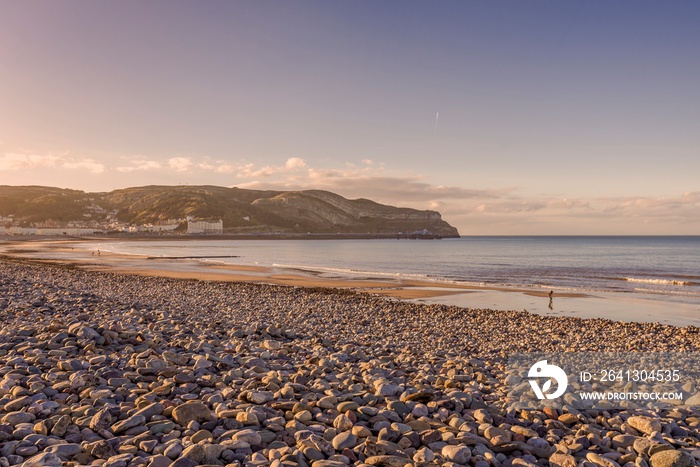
0 185 460 236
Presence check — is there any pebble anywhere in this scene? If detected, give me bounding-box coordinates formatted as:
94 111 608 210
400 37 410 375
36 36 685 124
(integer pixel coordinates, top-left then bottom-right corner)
650 450 695 467
2 259 700 467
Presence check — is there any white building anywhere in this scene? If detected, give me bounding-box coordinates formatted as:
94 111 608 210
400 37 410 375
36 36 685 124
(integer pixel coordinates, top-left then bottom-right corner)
9 227 38 235
187 218 223 234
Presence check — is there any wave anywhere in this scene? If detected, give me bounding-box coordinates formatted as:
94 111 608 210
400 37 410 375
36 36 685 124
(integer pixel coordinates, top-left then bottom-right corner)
622 277 697 287
271 263 432 280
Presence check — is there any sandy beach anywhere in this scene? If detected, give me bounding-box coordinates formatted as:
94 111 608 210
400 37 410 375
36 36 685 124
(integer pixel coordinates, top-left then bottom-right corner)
2 238 698 327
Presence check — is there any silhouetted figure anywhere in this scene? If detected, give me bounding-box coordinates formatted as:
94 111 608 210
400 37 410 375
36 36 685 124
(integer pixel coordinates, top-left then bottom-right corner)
548 290 554 310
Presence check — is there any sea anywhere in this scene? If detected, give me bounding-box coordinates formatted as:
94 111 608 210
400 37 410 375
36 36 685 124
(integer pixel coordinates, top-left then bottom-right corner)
84 236 700 306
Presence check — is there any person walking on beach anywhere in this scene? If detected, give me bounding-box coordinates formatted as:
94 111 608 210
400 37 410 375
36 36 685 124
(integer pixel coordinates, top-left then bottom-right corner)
548 290 554 310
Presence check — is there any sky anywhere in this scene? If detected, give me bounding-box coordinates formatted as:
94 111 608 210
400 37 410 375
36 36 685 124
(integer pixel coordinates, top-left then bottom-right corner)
1 1 699 235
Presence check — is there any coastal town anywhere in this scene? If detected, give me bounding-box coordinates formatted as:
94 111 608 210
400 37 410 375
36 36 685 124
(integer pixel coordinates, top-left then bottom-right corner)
0 214 224 236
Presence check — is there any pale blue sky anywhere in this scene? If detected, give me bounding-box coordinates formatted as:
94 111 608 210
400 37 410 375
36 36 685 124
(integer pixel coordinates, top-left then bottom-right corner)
1 1 698 234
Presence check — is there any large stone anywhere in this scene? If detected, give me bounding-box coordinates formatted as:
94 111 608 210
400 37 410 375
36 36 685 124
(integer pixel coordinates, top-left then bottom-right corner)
190 429 213 443
249 391 275 404
147 455 173 467
180 444 206 463
103 453 134 467
413 447 435 463
111 414 146 434
333 414 353 431
549 453 577 467
171 459 197 467
2 411 35 425
332 432 357 450
44 443 84 459
650 450 694 467
627 416 662 435
442 445 471 465
90 408 114 431
312 461 347 467
134 402 164 421
85 440 117 459
337 401 359 412
365 455 415 467
586 452 621 467
171 402 215 426
376 383 401 397
231 429 262 446
20 453 63 467
50 414 71 436
612 434 638 449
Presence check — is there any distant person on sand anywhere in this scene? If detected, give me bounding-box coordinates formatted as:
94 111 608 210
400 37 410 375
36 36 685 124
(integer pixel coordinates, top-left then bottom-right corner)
548 290 554 309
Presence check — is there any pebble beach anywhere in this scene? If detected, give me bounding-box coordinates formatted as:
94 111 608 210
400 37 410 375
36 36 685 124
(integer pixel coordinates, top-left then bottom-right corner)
1 258 700 467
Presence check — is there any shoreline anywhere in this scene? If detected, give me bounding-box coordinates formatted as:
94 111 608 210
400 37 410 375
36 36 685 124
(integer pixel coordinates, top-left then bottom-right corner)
2 238 699 327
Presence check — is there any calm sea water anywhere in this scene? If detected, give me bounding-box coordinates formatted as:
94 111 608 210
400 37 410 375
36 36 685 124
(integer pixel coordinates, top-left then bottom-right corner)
86 236 700 304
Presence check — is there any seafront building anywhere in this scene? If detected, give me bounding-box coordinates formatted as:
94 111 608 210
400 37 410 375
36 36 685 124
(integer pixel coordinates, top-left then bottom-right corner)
1 215 224 236
186 217 223 234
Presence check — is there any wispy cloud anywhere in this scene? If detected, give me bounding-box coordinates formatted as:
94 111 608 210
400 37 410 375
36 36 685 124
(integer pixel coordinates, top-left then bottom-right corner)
0 151 105 173
168 157 193 172
116 159 162 172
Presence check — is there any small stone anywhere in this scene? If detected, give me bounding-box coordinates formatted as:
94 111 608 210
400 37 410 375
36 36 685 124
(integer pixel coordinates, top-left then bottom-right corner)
2 411 34 425
413 447 435 463
171 402 215 426
103 453 134 467
311 462 346 467
337 401 359 412
231 428 262 445
549 453 577 467
111 414 146 434
164 443 183 459
612 434 638 449
473 409 493 424
190 429 213 443
50 414 71 436
171 458 197 467
180 444 206 463
558 413 579 425
333 414 353 431
249 391 275 404
627 416 662 435
134 402 164 421
44 443 84 459
332 432 357 450
586 452 621 467
86 440 117 459
295 410 313 422
365 455 415 467
90 408 114 431
442 445 471 465
376 383 401 397
147 455 173 467
15 446 39 456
